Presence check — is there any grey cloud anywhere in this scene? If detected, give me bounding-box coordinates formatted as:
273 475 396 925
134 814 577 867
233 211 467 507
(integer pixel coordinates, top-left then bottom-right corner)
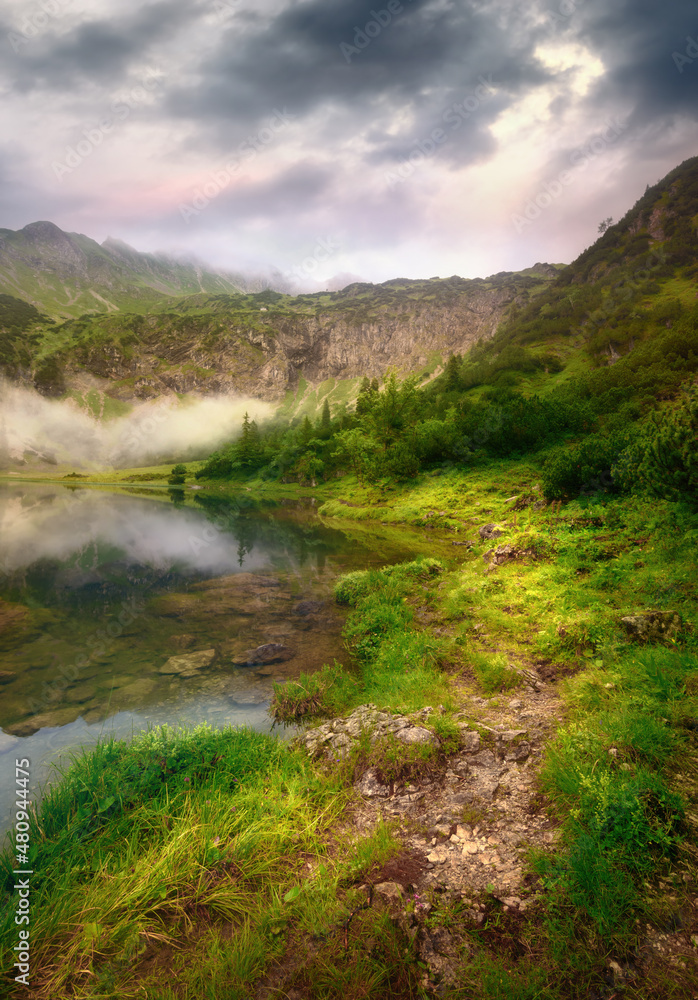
165 0 554 167
571 0 698 129
5 0 199 93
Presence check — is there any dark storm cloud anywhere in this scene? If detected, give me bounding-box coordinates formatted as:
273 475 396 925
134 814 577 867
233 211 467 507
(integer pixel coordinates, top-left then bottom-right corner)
165 0 554 165
5 0 199 93
572 0 698 127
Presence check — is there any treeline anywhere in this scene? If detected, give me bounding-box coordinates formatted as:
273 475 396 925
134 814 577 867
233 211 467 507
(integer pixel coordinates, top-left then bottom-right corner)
195 374 592 486
197 307 698 509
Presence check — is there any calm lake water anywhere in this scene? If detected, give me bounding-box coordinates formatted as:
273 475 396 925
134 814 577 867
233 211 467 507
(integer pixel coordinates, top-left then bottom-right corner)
0 483 429 837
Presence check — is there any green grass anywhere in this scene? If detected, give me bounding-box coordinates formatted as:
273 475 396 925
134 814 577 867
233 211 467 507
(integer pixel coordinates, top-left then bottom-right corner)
3 462 697 998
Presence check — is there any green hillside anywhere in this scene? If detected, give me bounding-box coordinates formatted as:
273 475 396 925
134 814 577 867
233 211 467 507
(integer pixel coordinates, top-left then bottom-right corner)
0 222 249 320
193 157 698 504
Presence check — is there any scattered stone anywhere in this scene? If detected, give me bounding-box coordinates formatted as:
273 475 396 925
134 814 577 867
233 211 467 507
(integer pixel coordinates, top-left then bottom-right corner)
506 742 531 762
159 649 217 676
234 643 295 666
484 544 516 571
620 611 684 644
355 768 390 798
294 704 438 761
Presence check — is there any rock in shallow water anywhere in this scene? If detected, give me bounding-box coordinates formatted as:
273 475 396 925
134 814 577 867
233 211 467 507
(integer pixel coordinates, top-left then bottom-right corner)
159 649 217 675
234 643 295 666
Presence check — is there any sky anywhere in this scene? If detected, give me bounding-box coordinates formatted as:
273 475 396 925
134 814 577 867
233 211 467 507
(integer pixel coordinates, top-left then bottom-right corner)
1 0 697 288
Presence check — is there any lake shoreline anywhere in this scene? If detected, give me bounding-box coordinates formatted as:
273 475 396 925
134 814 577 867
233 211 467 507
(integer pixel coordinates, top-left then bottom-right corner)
1 465 697 998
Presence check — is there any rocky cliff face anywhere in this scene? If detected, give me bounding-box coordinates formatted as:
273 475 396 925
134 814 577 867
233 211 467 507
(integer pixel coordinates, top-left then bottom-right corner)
48 274 549 402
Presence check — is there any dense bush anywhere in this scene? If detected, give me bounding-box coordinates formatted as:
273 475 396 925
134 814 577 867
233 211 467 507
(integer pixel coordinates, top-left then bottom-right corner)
613 386 698 507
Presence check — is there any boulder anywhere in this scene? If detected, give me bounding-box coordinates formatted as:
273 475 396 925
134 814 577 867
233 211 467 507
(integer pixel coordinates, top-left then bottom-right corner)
159 649 217 676
620 611 683 644
395 726 437 747
234 643 295 666
479 524 505 541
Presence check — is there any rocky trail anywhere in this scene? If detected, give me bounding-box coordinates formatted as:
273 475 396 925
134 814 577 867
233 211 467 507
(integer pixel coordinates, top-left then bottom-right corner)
254 659 569 996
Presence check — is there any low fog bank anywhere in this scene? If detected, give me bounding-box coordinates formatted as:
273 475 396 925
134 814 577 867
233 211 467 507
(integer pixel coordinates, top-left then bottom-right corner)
0 382 272 470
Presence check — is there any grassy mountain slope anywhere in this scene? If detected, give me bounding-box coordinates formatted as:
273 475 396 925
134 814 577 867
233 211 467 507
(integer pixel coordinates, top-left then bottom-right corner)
0 222 250 319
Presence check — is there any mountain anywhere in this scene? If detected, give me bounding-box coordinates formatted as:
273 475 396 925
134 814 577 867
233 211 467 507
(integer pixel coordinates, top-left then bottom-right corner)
0 222 256 319
3 153 697 424
2 270 560 411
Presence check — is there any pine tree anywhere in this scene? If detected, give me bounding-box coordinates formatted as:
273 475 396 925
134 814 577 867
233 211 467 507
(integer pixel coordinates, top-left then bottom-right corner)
321 397 331 429
443 353 463 391
237 412 261 469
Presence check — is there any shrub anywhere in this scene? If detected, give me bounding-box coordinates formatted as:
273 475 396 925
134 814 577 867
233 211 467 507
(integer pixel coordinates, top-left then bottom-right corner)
613 386 698 507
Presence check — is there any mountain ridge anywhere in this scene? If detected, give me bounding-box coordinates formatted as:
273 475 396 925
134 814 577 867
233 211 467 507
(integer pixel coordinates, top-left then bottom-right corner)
0 222 269 319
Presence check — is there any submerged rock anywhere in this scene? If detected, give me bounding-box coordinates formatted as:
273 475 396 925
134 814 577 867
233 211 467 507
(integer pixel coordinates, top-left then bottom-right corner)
293 600 325 616
170 633 197 650
159 649 217 676
7 706 78 737
0 670 17 685
234 643 295 666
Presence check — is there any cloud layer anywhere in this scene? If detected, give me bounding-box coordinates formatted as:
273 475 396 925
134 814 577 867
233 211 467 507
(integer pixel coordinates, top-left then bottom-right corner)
0 382 271 468
1 0 697 283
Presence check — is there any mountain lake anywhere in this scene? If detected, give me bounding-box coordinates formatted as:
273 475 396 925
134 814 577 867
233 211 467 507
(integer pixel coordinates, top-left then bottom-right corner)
0 482 446 836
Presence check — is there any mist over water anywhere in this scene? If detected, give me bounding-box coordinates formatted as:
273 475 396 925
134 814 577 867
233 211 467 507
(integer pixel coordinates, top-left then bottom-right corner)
0 381 272 469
